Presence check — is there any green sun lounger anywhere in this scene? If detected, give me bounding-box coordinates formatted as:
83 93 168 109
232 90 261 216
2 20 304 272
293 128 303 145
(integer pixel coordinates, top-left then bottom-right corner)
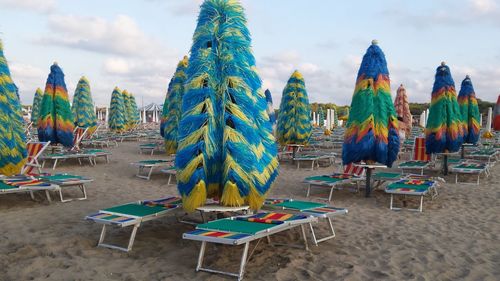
293 152 336 170
450 162 490 185
0 176 60 203
130 159 175 180
38 174 94 202
183 212 315 280
139 142 163 156
264 198 348 245
385 178 439 212
85 196 182 252
304 171 364 201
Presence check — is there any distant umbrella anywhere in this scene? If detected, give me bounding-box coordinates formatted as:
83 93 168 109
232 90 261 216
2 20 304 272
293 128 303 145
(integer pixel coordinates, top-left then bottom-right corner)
425 62 464 153
72 76 97 130
31 88 43 124
265 89 276 133
162 56 188 154
318 107 325 127
108 87 126 132
128 93 141 128
276 70 312 145
122 90 131 131
38 63 75 147
457 76 480 144
342 40 399 167
333 108 339 127
394 84 412 134
160 78 172 138
494 95 500 131
0 39 27 175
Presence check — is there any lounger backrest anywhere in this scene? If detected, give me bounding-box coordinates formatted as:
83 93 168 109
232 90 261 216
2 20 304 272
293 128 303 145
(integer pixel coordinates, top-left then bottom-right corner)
413 137 431 161
21 141 51 174
72 127 89 151
343 163 365 177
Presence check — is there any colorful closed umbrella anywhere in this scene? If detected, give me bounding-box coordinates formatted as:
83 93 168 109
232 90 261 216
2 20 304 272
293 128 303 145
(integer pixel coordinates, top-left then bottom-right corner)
72 76 97 130
265 89 276 133
128 93 141 128
0 40 27 175
394 84 412 135
457 76 480 144
333 108 339 127
108 87 126 132
318 107 325 127
425 62 464 154
342 41 400 167
160 79 172 138
162 56 188 154
38 63 75 147
276 70 312 145
176 0 279 212
493 95 500 131
31 88 43 124
121 90 131 131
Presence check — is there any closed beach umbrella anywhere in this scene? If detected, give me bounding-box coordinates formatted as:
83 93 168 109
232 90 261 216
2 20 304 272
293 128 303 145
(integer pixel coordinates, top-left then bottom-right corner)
394 84 412 134
457 75 480 144
162 56 188 154
494 95 500 131
425 62 464 154
108 87 126 133
265 89 276 133
31 88 43 124
72 76 97 131
318 107 325 127
342 40 400 167
276 70 312 145
128 93 140 128
38 63 75 147
121 90 131 131
176 0 279 212
0 40 27 175
160 79 172 138
333 108 339 127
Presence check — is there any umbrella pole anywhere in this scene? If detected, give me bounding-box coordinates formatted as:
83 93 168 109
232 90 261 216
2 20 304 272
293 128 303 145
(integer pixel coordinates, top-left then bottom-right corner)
442 155 449 175
461 145 465 159
365 168 373 198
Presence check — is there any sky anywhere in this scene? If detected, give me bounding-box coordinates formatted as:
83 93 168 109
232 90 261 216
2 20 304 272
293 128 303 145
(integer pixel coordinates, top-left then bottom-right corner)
1 0 499 108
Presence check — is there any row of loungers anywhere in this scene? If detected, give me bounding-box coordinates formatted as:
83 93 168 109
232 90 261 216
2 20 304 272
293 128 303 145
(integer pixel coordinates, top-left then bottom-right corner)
85 198 348 280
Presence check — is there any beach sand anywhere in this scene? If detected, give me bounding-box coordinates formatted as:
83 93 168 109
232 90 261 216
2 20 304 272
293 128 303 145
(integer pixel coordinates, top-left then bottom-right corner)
1 141 499 281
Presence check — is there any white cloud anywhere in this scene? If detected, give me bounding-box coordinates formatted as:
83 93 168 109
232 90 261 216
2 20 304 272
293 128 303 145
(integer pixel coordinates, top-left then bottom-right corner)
0 0 56 13
8 62 46 104
37 14 168 57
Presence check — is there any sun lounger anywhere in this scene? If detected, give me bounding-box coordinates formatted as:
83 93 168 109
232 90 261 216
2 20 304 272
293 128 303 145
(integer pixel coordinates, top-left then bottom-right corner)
41 151 94 169
160 166 176 185
264 198 347 245
304 163 365 201
450 161 490 185
467 148 499 164
293 152 336 170
0 176 60 203
398 137 433 175
139 142 163 156
38 174 94 202
21 141 51 175
385 178 439 212
131 159 174 180
85 196 182 252
183 212 315 280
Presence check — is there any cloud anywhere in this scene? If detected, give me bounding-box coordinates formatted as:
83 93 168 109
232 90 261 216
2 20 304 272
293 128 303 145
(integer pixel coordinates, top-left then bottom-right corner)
166 0 203 16
36 14 168 57
8 62 46 104
0 0 56 13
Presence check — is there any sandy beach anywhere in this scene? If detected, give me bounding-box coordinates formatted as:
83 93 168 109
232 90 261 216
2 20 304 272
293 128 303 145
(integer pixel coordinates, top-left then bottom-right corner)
1 141 499 281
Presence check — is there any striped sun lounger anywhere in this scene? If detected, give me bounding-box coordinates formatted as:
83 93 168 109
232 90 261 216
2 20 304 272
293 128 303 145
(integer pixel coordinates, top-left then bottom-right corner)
385 178 439 212
304 163 365 201
183 212 315 280
0 176 60 203
85 196 182 252
264 198 348 245
398 137 433 175
130 159 174 180
38 174 94 202
451 162 490 185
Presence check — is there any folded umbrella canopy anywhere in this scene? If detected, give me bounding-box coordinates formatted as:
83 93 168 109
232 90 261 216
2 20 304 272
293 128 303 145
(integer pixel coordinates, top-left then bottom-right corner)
176 0 279 212
128 93 141 127
72 76 97 131
494 95 500 131
121 90 131 131
457 75 480 144
162 56 188 154
38 63 75 147
317 107 325 128
394 84 412 135
425 62 464 153
108 87 126 133
342 40 400 167
31 88 43 124
0 39 27 175
264 89 276 133
276 70 312 145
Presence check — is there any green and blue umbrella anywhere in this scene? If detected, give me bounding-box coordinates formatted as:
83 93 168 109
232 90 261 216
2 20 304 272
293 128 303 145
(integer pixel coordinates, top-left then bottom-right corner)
276 70 312 145
31 88 43 124
72 76 97 131
457 76 480 144
38 63 75 147
127 92 140 128
343 41 399 167
0 39 27 175
108 87 126 132
176 0 278 212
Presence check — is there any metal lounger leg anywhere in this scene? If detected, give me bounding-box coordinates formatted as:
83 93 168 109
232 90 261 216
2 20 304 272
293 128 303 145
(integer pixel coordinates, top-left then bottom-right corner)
58 184 88 203
197 241 250 280
309 217 336 246
98 224 140 252
328 186 335 202
418 195 424 212
301 224 309 251
52 159 58 170
306 184 311 198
